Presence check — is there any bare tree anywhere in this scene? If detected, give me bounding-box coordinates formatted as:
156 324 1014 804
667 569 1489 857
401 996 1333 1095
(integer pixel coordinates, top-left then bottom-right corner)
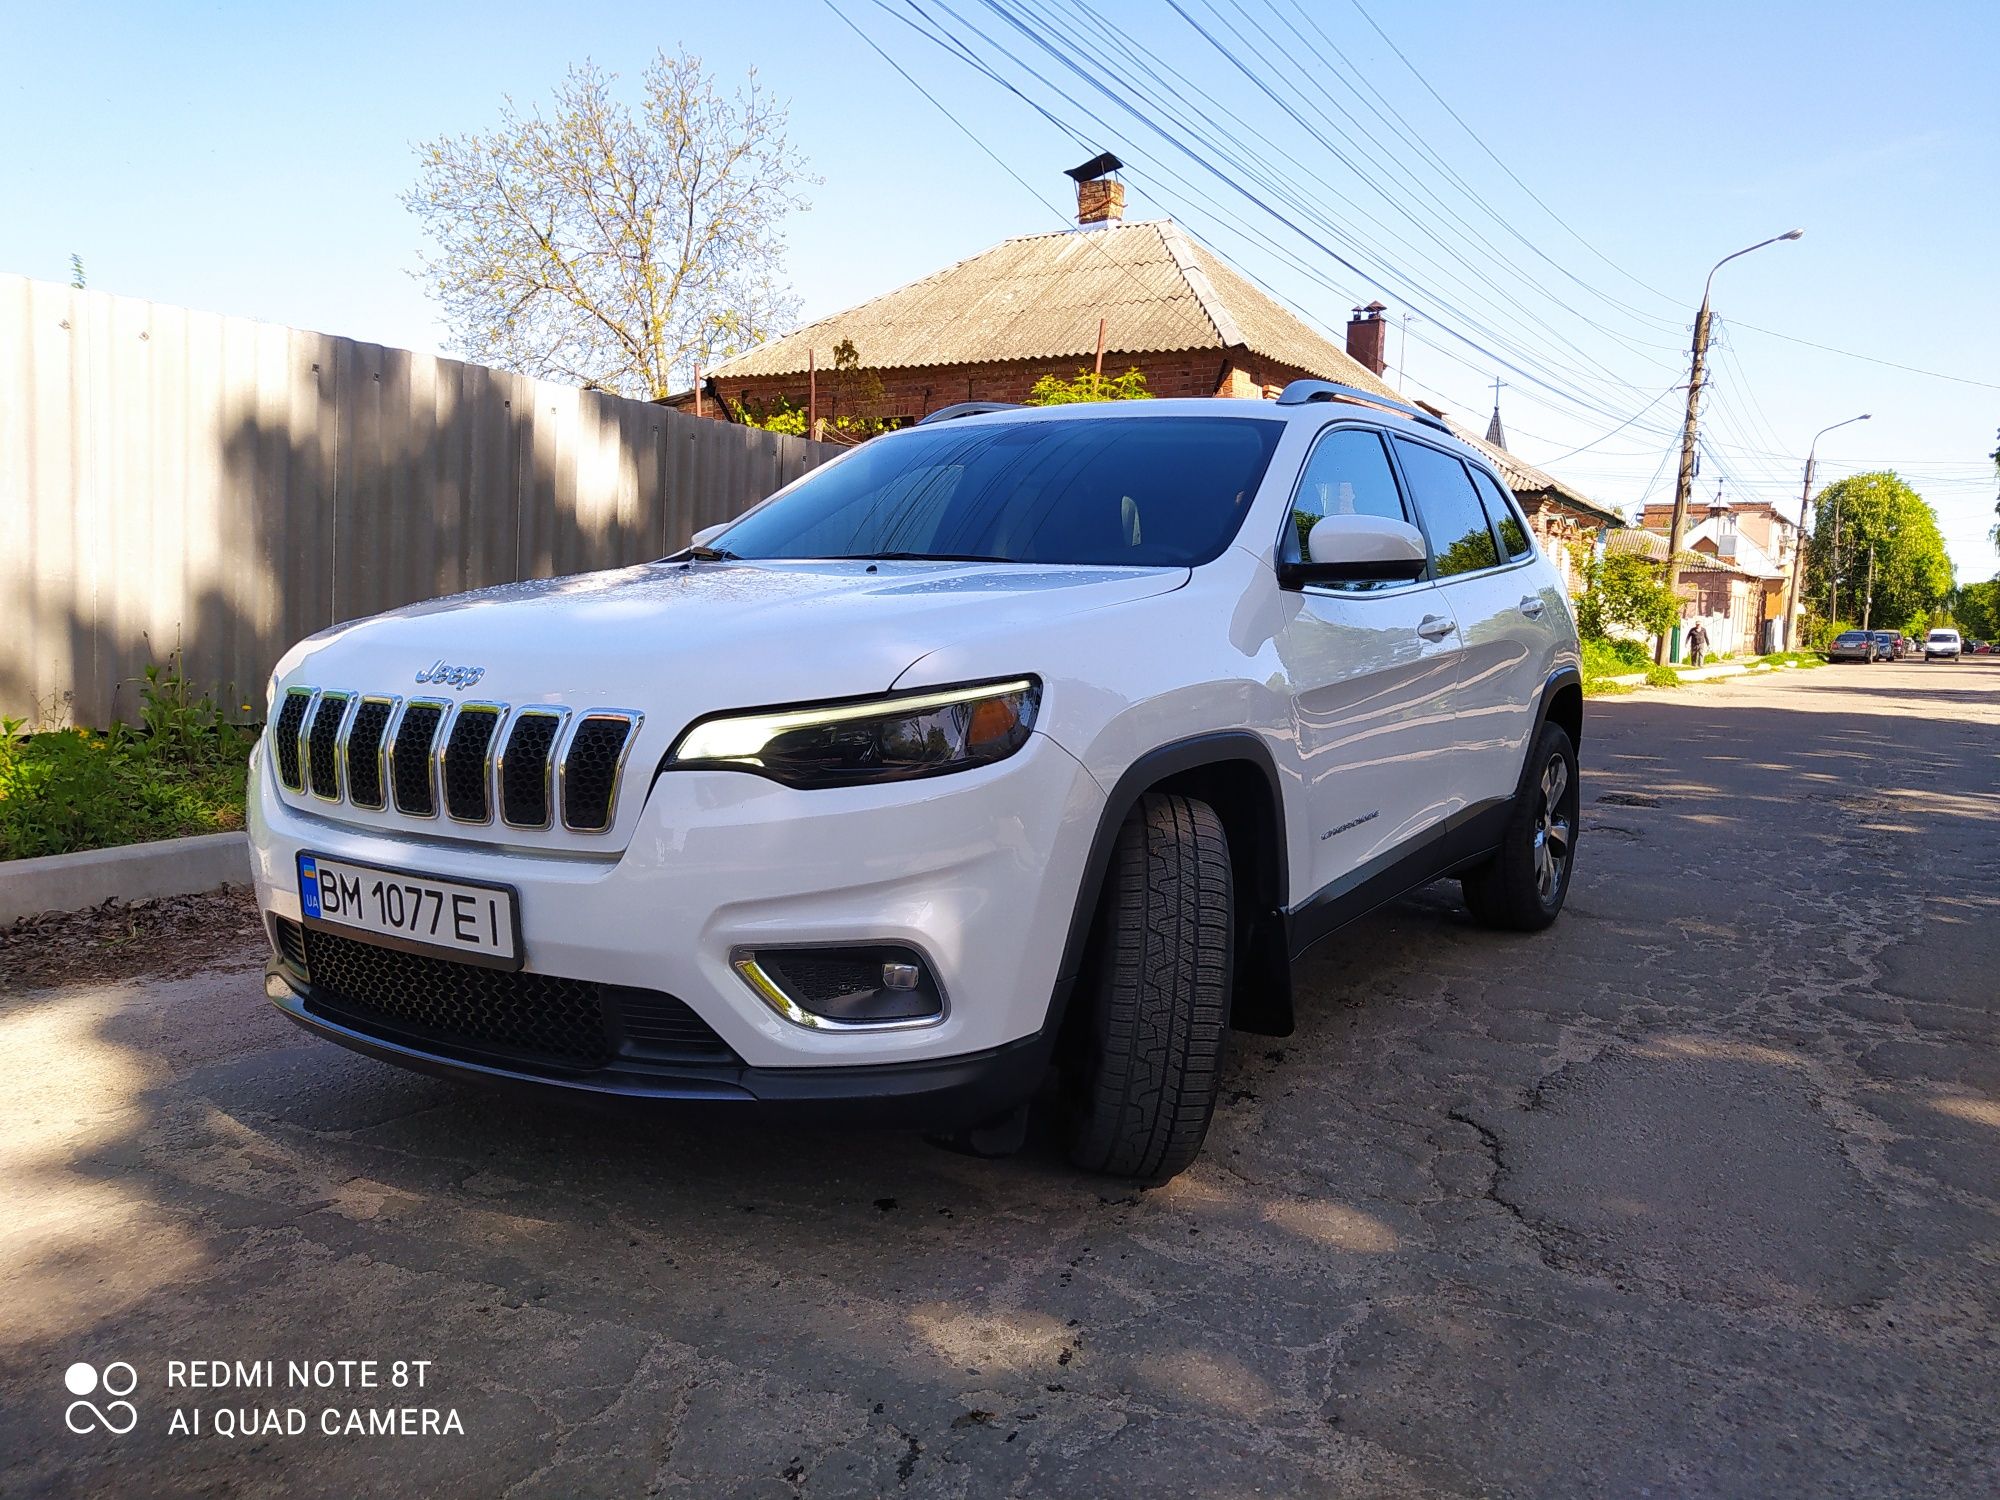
405 50 810 399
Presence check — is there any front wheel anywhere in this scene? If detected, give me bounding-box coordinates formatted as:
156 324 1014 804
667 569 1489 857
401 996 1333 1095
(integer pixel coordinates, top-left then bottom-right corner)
1063 793 1233 1185
1461 721 1580 932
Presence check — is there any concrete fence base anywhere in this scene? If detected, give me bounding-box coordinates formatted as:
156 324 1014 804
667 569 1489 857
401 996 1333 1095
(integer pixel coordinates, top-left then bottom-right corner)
0 831 252 925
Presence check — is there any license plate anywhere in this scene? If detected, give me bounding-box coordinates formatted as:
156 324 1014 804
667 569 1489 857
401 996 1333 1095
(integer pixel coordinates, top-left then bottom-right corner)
297 853 521 969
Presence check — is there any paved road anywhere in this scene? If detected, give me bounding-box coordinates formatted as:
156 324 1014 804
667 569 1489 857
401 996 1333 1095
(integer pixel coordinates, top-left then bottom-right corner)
4 661 1996 1498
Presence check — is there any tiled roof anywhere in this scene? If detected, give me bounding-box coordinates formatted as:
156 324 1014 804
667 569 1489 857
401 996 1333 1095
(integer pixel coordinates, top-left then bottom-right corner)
712 220 1400 396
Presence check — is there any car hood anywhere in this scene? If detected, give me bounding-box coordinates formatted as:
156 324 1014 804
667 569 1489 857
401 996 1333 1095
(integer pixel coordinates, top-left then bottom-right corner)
274 558 1187 713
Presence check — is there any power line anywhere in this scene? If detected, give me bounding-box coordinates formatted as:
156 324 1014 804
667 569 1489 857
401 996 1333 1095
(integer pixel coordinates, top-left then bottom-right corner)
927 0 1671 423
1342 0 1682 310
1727 321 2000 391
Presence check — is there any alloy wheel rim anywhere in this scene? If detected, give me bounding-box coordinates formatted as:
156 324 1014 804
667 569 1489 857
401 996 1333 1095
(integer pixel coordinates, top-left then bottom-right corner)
1532 753 1572 905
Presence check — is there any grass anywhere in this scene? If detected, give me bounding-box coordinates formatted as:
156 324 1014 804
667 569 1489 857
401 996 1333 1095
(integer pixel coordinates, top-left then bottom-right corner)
1 661 252 861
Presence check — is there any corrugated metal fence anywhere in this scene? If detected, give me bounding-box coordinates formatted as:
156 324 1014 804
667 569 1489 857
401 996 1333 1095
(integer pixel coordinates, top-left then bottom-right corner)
1 273 834 727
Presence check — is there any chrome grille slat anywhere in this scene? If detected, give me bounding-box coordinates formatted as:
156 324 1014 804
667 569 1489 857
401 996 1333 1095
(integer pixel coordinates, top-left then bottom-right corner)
499 709 566 830
342 696 397 811
441 703 506 824
272 688 315 791
389 700 449 818
270 687 633 835
559 711 642 833
307 692 353 801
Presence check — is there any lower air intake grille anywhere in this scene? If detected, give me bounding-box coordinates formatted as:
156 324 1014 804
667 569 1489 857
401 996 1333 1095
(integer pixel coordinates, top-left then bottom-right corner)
278 921 736 1071
301 924 610 1067
392 703 444 816
345 698 394 810
562 715 635 831
273 690 312 790
308 693 350 798
443 707 502 822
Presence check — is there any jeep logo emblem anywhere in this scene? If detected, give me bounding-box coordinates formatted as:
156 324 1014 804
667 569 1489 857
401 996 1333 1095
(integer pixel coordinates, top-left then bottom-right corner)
415 660 486 690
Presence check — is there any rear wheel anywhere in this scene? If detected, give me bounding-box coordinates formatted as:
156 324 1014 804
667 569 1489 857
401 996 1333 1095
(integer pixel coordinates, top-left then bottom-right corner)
1063 793 1232 1184
1461 721 1580 932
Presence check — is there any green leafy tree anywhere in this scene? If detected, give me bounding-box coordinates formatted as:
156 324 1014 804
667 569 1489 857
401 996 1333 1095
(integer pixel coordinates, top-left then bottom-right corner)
1949 577 2000 640
1804 472 1954 631
1574 551 1677 642
1022 367 1153 405
405 50 811 400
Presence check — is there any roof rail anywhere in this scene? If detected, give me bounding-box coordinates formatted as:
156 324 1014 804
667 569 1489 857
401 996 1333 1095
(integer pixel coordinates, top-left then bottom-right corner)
1273 380 1448 431
918 401 1022 426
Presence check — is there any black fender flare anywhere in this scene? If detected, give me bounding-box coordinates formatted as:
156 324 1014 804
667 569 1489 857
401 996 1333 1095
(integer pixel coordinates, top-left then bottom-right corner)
1048 730 1294 1040
1531 663 1584 753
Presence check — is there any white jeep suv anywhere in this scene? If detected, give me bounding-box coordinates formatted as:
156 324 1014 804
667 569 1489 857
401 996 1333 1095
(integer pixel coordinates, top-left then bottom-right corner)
250 382 1582 1182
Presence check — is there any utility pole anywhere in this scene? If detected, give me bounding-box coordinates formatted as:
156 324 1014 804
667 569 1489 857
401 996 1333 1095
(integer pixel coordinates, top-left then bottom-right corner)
1788 414 1870 649
1828 499 1842 624
1861 545 1876 631
1659 231 1804 663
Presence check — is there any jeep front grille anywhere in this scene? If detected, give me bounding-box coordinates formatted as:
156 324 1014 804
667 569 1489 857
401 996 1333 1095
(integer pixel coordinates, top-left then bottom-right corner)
266 688 640 834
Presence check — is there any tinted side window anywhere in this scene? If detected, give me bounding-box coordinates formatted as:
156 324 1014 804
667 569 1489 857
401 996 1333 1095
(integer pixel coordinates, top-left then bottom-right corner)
1471 467 1533 560
1279 427 1407 565
1392 438 1498 577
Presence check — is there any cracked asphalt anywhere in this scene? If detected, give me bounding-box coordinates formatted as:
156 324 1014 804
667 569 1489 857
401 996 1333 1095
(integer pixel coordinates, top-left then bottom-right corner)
3 661 1996 1498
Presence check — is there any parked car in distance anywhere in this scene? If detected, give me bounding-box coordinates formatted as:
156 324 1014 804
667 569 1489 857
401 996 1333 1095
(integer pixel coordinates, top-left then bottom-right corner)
1869 631 1899 662
1924 628 1963 661
247 380 1585 1184
1828 629 1878 663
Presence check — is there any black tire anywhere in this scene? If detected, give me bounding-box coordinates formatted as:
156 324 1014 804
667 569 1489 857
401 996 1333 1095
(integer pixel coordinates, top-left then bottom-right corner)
1460 720 1580 932
1064 793 1233 1184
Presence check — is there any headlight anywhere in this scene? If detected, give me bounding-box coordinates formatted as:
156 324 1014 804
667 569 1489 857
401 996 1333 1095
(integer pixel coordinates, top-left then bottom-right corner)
665 677 1040 788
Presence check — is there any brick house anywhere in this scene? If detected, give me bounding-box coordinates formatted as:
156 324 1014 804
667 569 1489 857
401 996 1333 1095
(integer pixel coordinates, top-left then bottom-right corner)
683 164 1402 428
1638 498 1801 651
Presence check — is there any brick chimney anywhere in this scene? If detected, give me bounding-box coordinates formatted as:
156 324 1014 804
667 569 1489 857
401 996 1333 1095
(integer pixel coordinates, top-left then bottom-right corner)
1065 151 1126 229
1345 301 1388 376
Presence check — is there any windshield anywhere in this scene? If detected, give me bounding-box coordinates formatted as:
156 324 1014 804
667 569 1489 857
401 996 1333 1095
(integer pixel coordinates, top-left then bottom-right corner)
1928 630 1957 641
713 416 1285 568
1836 631 1868 643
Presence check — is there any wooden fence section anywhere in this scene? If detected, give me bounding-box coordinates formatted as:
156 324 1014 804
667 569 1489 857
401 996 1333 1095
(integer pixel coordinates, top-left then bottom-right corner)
0 273 833 726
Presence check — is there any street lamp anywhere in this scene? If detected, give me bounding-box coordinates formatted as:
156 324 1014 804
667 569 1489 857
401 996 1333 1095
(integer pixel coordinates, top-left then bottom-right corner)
1785 413 1870 649
1659 229 1805 663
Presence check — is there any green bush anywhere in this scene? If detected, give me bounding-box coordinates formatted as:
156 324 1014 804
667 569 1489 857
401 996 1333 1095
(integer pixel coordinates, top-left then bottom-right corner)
0 657 250 860
1581 638 1650 678
1644 663 1681 688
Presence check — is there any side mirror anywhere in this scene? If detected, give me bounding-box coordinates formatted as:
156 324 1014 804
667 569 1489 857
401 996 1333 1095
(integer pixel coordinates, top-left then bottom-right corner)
690 522 729 547
1279 514 1429 589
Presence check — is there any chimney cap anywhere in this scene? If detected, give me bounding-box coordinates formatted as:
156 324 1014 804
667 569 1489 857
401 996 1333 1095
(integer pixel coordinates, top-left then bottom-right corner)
1065 151 1124 183
1361 300 1388 315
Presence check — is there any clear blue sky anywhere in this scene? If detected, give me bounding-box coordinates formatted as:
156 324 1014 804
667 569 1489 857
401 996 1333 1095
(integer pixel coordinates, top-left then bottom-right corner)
6 0 1996 574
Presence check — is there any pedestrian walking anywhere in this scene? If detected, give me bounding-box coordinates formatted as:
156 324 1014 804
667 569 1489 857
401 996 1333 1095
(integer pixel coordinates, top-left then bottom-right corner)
1687 620 1709 667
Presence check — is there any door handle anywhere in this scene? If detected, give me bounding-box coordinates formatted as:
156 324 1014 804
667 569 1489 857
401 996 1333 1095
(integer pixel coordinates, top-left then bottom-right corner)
1417 614 1456 642
1518 596 1546 618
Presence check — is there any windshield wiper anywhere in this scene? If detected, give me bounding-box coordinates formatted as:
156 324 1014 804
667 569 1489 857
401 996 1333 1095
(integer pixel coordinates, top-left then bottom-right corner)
685 544 739 562
833 551 1013 563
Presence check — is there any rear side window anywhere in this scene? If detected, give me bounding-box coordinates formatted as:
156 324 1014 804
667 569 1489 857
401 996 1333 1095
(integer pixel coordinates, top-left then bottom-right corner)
1392 438 1499 577
1470 466 1533 560
1279 427 1408 566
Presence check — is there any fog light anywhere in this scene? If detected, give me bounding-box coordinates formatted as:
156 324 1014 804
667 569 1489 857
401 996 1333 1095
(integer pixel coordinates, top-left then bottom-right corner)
733 945 944 1029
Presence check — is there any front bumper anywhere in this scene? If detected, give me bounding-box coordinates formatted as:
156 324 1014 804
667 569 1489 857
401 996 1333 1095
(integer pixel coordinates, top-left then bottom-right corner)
249 731 1105 1075
263 959 1059 1126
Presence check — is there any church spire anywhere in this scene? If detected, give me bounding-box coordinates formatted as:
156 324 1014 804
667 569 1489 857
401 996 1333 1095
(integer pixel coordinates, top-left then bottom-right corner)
1484 377 1507 450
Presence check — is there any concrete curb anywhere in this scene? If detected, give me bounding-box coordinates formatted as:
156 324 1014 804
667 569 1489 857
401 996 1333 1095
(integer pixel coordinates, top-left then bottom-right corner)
1 831 251 925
